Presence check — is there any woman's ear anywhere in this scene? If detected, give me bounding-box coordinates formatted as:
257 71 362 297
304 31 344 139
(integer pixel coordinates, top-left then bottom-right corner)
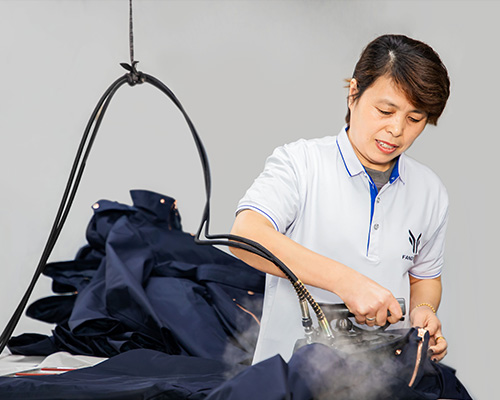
348 79 359 108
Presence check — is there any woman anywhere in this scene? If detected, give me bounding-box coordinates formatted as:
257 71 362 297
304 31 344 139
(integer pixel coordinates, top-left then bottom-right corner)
230 34 451 365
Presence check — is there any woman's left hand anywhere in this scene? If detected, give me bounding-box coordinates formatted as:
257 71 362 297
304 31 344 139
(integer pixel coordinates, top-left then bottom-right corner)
410 306 447 362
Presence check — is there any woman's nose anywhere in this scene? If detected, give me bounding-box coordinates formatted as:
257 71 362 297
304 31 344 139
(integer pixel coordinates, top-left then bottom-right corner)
387 116 404 137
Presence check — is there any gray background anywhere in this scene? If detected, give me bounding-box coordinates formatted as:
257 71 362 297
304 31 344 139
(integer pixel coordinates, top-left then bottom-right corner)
0 0 497 397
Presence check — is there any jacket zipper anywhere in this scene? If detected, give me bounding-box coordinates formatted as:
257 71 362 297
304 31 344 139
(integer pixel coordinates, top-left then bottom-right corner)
408 328 427 387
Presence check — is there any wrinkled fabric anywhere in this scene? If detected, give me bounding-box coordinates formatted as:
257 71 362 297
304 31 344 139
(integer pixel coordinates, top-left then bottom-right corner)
0 349 234 400
206 341 473 400
0 343 472 400
9 190 265 365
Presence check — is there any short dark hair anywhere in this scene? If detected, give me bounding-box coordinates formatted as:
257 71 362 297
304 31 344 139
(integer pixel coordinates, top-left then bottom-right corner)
345 34 450 126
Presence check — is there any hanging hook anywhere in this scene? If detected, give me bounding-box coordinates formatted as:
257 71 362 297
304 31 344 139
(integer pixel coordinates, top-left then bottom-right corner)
120 0 144 86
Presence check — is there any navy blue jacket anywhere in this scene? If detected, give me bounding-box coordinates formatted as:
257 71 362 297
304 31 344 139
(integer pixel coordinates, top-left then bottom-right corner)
9 190 265 364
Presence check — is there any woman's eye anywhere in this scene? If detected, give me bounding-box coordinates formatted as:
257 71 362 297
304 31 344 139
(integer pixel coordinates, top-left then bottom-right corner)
377 108 391 115
408 116 422 123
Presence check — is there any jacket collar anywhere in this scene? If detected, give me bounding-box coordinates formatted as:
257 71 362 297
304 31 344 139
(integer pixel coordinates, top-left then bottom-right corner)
130 190 182 228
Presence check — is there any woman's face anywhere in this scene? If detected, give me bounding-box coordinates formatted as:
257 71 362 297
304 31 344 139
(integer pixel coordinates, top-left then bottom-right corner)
347 75 428 171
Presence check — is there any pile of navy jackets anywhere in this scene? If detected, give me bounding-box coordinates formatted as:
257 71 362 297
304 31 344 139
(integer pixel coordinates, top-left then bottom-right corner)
8 190 265 365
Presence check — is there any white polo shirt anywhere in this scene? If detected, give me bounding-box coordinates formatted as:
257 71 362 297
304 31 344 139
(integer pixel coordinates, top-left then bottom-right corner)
236 126 449 364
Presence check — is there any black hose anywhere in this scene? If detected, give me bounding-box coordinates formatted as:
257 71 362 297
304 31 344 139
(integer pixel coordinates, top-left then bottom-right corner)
0 68 330 353
0 75 129 352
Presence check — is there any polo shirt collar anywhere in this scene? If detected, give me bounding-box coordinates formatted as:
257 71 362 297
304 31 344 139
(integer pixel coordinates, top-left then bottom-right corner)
336 125 406 184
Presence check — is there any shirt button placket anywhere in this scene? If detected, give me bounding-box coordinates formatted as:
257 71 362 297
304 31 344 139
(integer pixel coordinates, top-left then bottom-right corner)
368 196 381 261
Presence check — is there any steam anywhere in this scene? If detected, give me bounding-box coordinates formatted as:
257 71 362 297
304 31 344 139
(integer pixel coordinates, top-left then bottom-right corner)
291 342 406 399
220 294 263 378
218 296 422 398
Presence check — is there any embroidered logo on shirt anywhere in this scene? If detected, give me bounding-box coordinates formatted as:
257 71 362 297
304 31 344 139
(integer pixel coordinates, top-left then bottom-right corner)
408 230 422 254
402 230 422 262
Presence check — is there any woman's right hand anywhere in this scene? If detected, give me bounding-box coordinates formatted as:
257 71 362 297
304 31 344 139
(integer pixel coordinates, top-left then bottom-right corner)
335 269 403 327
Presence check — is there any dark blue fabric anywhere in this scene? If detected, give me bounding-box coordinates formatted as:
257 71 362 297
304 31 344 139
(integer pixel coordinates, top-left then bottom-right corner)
26 294 76 324
43 260 100 295
206 341 473 400
0 344 472 400
0 349 235 400
206 354 292 400
5 189 471 399
9 190 265 364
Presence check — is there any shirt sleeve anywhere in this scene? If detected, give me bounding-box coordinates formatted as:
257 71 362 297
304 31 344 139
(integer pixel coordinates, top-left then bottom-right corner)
236 143 303 233
408 202 449 279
